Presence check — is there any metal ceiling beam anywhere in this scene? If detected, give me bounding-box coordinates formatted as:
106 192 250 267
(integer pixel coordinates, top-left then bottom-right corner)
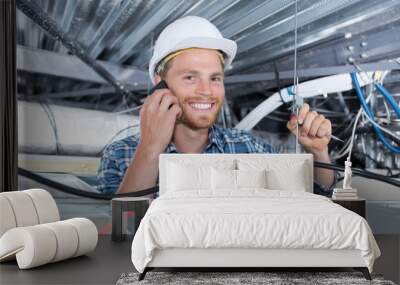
225 61 400 84
237 0 361 53
16 0 141 104
198 0 240 21
17 44 400 100
34 87 116 99
17 45 149 90
52 0 79 53
131 0 241 67
221 0 293 38
18 96 118 112
231 1 400 73
79 0 116 46
88 0 143 59
17 43 400 89
175 0 206 19
108 0 185 63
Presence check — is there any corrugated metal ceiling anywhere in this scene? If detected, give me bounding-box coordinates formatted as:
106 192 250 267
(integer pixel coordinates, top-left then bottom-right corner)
16 0 400 109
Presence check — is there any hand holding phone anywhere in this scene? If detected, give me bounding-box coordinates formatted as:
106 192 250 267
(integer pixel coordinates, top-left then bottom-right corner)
148 80 182 115
138 80 182 154
148 80 169 95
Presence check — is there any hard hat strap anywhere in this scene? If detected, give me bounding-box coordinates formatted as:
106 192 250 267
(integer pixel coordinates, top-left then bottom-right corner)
156 48 225 75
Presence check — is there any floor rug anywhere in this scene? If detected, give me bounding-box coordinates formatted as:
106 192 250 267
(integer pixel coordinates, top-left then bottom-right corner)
116 271 396 285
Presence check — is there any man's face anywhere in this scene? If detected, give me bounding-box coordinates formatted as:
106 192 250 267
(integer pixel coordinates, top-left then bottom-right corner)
161 49 225 130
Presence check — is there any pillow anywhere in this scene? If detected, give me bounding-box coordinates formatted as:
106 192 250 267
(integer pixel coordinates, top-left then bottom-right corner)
211 168 268 190
238 158 309 192
236 169 267 189
167 162 211 191
211 168 236 190
266 167 307 191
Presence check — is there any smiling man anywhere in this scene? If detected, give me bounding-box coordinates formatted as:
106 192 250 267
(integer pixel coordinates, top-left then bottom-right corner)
97 16 336 196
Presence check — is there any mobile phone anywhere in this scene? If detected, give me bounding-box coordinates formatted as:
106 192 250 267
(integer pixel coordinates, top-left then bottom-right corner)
149 80 168 95
149 80 182 120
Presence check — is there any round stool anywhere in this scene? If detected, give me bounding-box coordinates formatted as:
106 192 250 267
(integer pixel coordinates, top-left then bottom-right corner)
111 197 150 242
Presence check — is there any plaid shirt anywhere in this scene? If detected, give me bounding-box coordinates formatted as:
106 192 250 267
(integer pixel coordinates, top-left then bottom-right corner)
97 125 336 196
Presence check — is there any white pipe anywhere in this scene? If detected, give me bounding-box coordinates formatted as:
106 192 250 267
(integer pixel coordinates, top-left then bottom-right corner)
235 72 374 131
18 101 139 156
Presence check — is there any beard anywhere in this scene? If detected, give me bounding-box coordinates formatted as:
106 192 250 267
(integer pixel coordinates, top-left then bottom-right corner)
177 96 223 130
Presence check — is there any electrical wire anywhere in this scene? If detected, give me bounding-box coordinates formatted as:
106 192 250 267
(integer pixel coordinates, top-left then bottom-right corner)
273 62 286 105
347 104 368 160
113 104 143 115
351 73 400 153
332 99 367 160
314 161 400 188
361 108 400 140
39 102 63 154
18 167 159 200
382 98 392 122
292 0 298 94
333 114 357 139
98 124 140 155
339 67 400 165
18 161 400 202
292 0 300 154
374 82 400 117
354 151 393 176
331 75 400 160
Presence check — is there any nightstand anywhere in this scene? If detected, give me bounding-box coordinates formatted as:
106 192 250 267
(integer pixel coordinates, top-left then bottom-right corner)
331 198 366 218
111 197 150 242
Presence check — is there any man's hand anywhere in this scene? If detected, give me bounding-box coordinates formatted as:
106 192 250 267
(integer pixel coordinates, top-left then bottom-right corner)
286 103 332 155
138 89 182 156
117 89 181 194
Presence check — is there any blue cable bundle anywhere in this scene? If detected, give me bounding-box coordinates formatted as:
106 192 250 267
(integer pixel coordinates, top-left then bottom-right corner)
351 72 400 153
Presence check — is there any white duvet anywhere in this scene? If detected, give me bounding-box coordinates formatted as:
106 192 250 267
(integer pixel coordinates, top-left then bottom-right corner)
131 190 380 273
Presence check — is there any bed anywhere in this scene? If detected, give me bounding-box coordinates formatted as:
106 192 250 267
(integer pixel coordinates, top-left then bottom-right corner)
131 154 380 280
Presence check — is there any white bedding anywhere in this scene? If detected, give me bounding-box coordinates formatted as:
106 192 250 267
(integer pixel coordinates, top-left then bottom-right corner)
131 190 380 273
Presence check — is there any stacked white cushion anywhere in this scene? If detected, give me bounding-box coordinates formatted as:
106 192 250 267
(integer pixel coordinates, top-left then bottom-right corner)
0 196 17 237
0 189 98 269
24 189 60 224
0 225 57 268
63 218 98 257
42 221 79 262
0 218 98 269
1 191 40 227
0 189 60 237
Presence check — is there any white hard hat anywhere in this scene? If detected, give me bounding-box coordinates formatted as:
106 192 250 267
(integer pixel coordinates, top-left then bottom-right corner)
149 16 237 84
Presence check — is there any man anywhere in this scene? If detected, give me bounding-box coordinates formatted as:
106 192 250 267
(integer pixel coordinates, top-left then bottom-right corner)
97 16 336 196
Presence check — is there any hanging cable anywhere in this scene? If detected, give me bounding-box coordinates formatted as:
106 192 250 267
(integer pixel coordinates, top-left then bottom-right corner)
18 167 159 200
351 73 400 153
18 163 400 201
98 124 140 155
374 83 400 116
292 0 301 154
314 162 400 188
39 102 62 154
273 62 286 105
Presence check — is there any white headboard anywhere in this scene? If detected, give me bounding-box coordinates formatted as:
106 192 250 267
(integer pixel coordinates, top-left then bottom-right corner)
159 153 313 195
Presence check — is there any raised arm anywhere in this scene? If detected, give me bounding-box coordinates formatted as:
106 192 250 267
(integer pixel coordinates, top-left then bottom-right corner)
287 103 335 189
117 89 182 194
